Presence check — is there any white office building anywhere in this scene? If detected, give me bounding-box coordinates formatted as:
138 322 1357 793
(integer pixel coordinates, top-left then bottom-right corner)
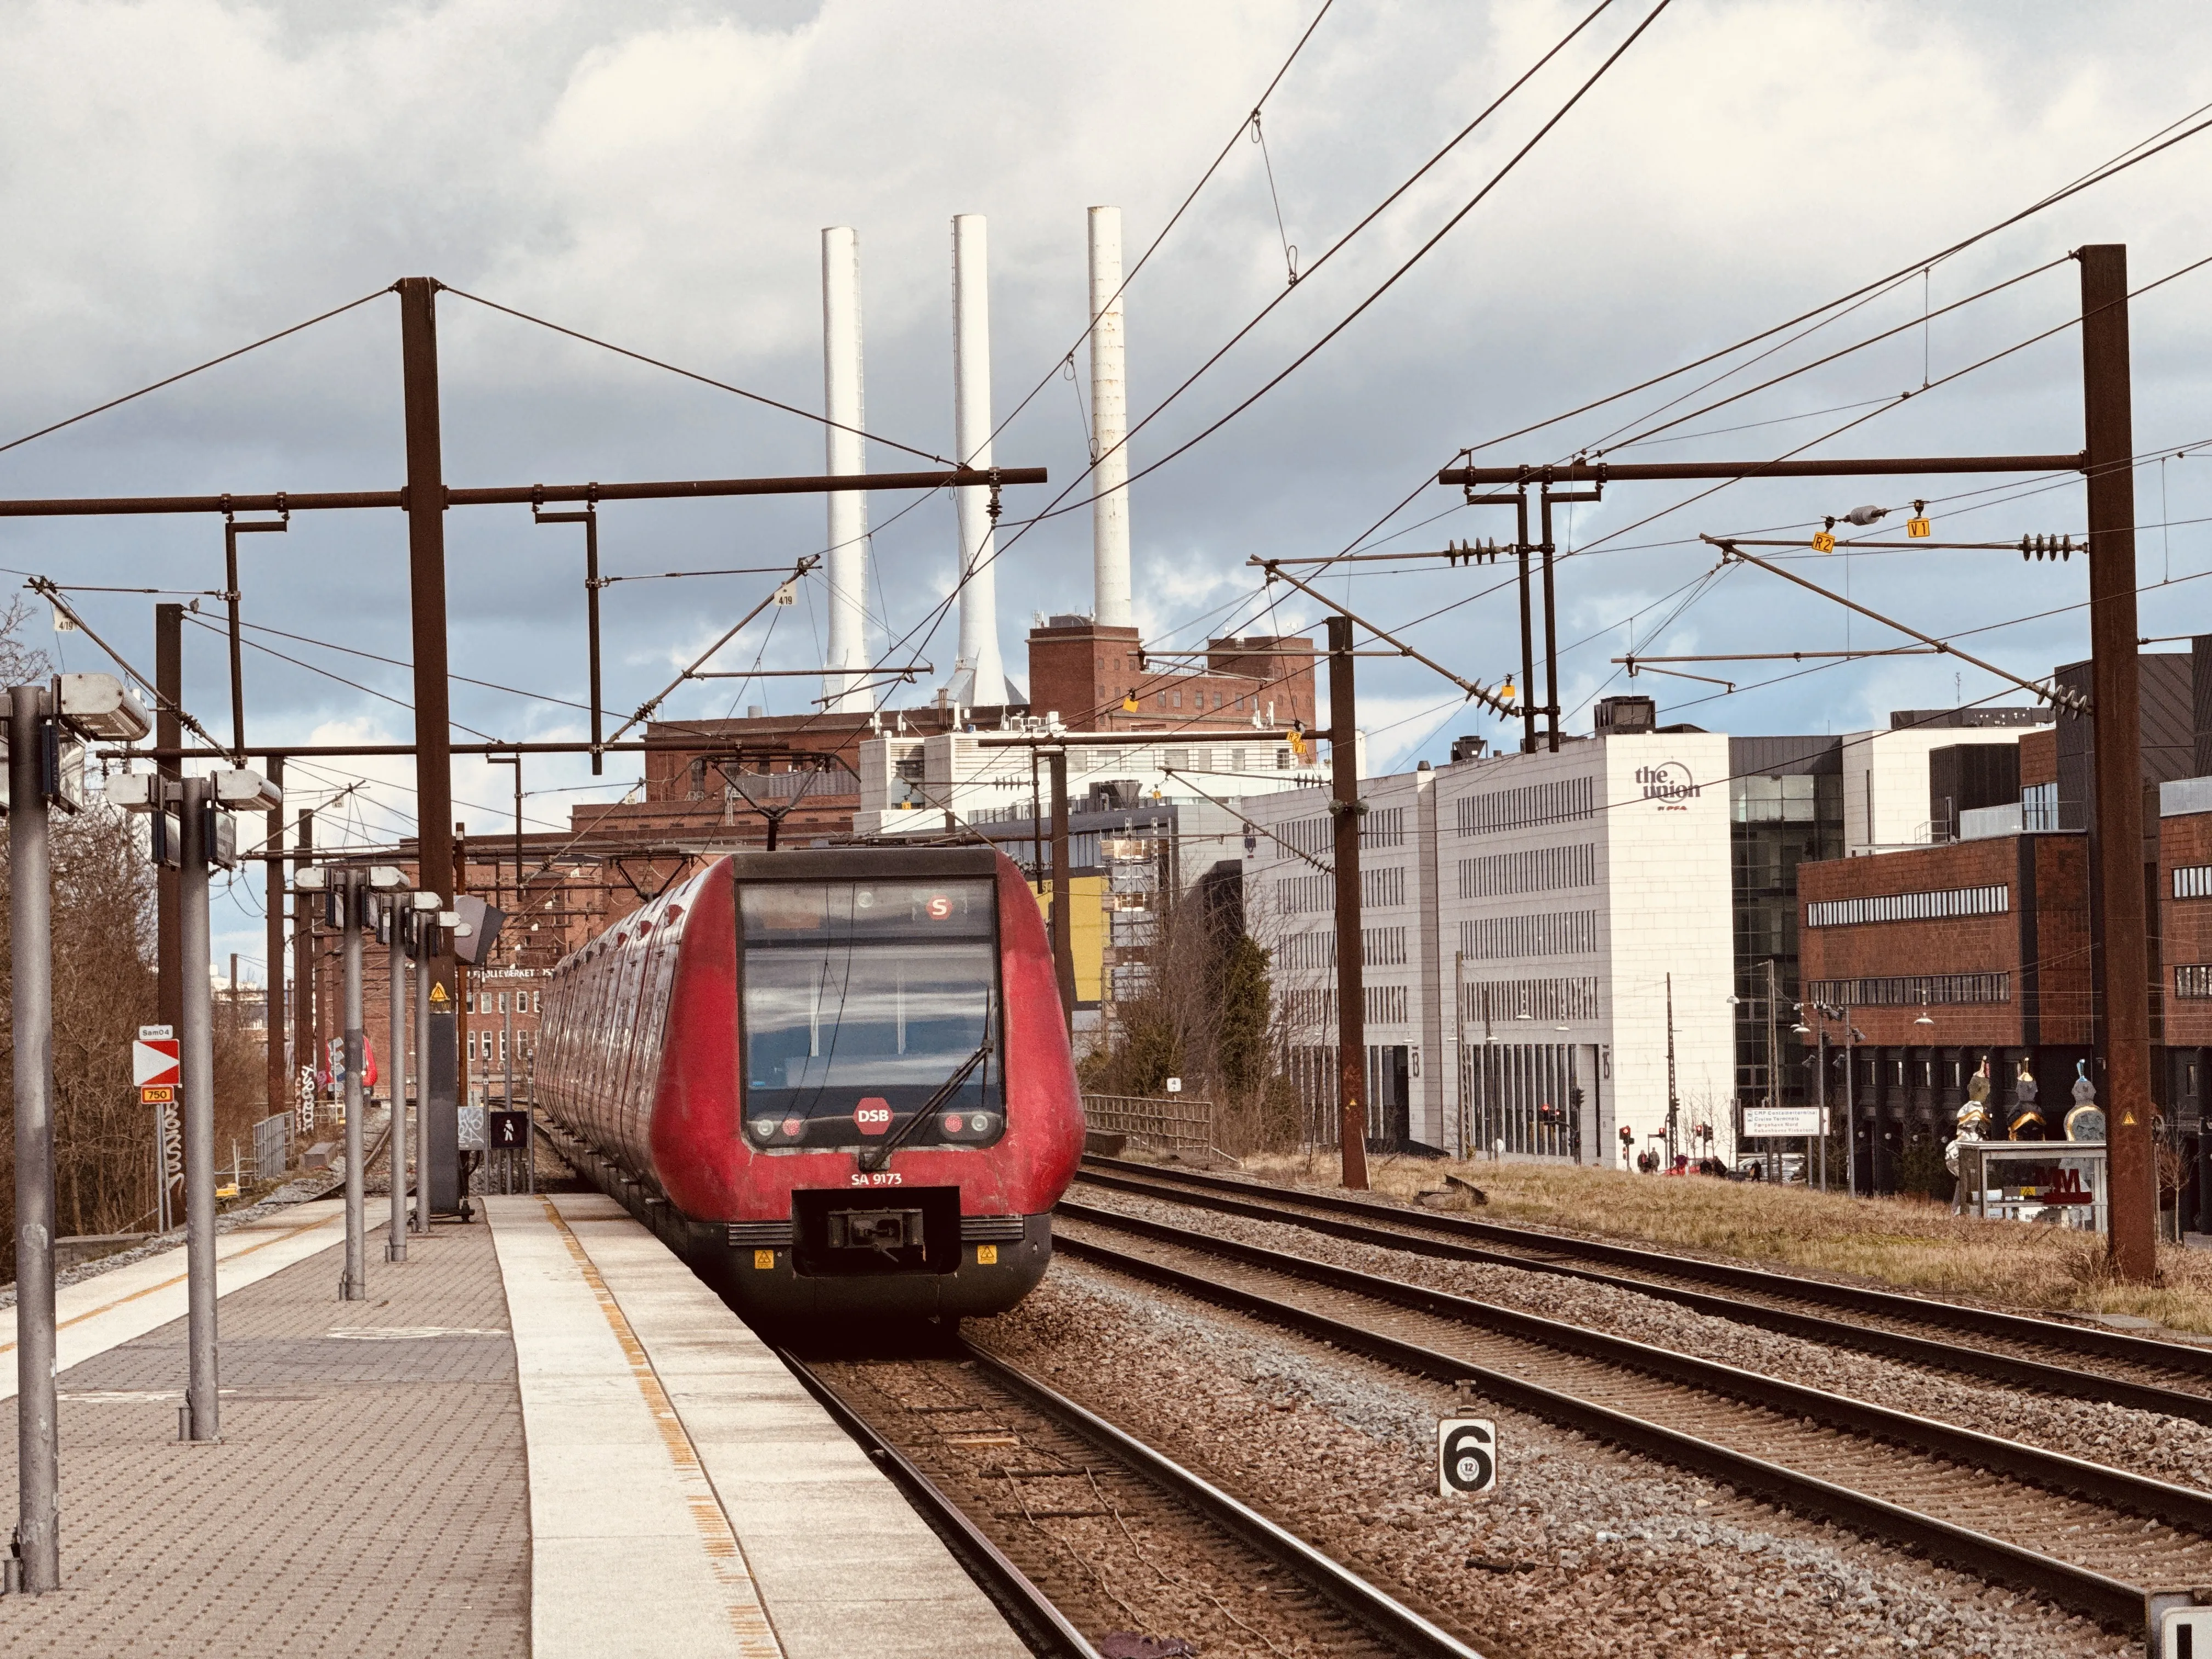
1240 731 1735 1165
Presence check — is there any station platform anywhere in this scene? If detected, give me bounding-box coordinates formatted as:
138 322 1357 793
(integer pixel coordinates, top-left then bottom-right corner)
0 1190 1024 1658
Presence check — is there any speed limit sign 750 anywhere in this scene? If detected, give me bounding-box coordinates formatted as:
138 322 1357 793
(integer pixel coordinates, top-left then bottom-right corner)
1439 1418 1497 1495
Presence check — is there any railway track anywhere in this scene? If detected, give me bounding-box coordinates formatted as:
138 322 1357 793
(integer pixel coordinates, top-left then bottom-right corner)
1076 1157 2212 1424
1052 1201 2212 1641
779 1338 1487 1659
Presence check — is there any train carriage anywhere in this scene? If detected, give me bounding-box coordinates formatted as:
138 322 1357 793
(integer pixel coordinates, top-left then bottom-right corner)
537 845 1085 1321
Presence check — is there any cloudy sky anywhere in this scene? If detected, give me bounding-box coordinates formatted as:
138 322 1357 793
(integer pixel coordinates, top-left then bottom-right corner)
3 0 2209 978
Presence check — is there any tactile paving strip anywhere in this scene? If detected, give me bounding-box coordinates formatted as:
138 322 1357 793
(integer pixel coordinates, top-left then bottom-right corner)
0 1223 527 1657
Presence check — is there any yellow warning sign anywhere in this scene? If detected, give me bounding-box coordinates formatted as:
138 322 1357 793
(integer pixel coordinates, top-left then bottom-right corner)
139 1085 174 1105
977 1244 1000 1266
1811 531 1837 553
1907 517 1932 538
430 982 450 1004
753 1249 775 1270
2121 1111 2138 1126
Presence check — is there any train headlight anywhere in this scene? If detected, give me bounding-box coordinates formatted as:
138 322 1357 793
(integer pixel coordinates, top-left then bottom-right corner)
751 1119 776 1139
969 1113 991 1134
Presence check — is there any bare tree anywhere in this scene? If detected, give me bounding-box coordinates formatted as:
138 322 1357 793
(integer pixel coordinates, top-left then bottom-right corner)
1082 866 1302 1156
0 601 269 1277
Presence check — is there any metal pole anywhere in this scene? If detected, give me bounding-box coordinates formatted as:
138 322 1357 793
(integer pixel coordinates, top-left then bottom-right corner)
1767 958 1780 1183
1030 749 1043 885
262 759 285 1131
178 776 220 1441
1328 615 1370 1190
398 278 462 1219
585 511 602 774
414 919 433 1234
2079 244 2157 1282
340 872 365 1297
1665 972 1679 1166
1047 748 1075 1024
1845 1006 1857 1197
388 899 408 1261
292 808 314 1135
10 684 59 1590
1453 950 1466 1158
156 604 183 1034
1816 1025 1829 1193
1514 495 1535 754
1538 492 1560 754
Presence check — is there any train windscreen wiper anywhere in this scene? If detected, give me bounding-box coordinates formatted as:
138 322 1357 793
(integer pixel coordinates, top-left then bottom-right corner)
855 1039 994 1173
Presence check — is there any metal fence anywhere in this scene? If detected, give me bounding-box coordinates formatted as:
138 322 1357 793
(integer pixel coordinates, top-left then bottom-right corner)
251 1112 292 1183
1081 1093 1215 1153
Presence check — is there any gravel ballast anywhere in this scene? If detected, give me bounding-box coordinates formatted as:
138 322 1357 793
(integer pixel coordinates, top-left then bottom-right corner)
1079 1185 2212 1495
973 1260 2134 1659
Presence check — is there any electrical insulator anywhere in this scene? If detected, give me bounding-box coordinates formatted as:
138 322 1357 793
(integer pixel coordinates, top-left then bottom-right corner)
2018 534 2076 562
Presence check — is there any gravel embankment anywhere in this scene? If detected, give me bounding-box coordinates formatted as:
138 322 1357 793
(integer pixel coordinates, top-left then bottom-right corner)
1078 1186 2212 1495
974 1263 2132 1659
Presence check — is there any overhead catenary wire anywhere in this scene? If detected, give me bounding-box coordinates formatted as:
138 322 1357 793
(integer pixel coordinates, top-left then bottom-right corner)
1327 94 2212 573
438 285 952 466
977 0 1339 455
1561 247 2212 563
0 287 391 461
845 0 1663 716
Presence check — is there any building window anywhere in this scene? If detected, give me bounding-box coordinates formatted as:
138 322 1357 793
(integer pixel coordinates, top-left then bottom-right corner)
1459 976 1600 1022
1361 806 1406 849
1460 843 1596 898
2023 781 2059 832
1360 866 1407 907
1458 910 1600 960
1156 692 1167 709
2176 867 2212 900
1804 973 2010 1006
496 992 507 1014
467 1032 478 1062
1171 691 1182 709
2176 964 2212 997
1455 776 1594 836
1805 884 2008 928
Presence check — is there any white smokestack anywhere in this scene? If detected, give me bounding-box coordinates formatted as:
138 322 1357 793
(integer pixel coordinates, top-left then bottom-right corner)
950 213 1007 707
1088 205 1132 629
821 226 868 714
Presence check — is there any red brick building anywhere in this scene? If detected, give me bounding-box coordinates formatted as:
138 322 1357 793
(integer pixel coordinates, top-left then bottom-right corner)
1797 831 2091 1192
1024 618 1316 734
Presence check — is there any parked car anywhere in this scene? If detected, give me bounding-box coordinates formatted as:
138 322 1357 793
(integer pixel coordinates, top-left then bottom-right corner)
1732 1153 1808 1183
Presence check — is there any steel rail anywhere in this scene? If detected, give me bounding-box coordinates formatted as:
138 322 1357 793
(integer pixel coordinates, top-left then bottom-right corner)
1071 1166 2212 1426
961 1342 1488 1659
1050 1226 2171 1636
774 1348 1102 1659
1078 1156 2212 1381
1060 1201 2212 1533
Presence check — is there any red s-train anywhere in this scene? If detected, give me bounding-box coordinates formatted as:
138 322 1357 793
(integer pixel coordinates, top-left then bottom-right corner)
536 845 1085 1319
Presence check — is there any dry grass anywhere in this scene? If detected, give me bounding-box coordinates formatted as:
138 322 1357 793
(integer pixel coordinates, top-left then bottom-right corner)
1194 1148 2212 1338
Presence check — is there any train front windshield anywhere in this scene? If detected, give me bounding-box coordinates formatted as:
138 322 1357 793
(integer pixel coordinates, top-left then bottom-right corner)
739 878 1003 1152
